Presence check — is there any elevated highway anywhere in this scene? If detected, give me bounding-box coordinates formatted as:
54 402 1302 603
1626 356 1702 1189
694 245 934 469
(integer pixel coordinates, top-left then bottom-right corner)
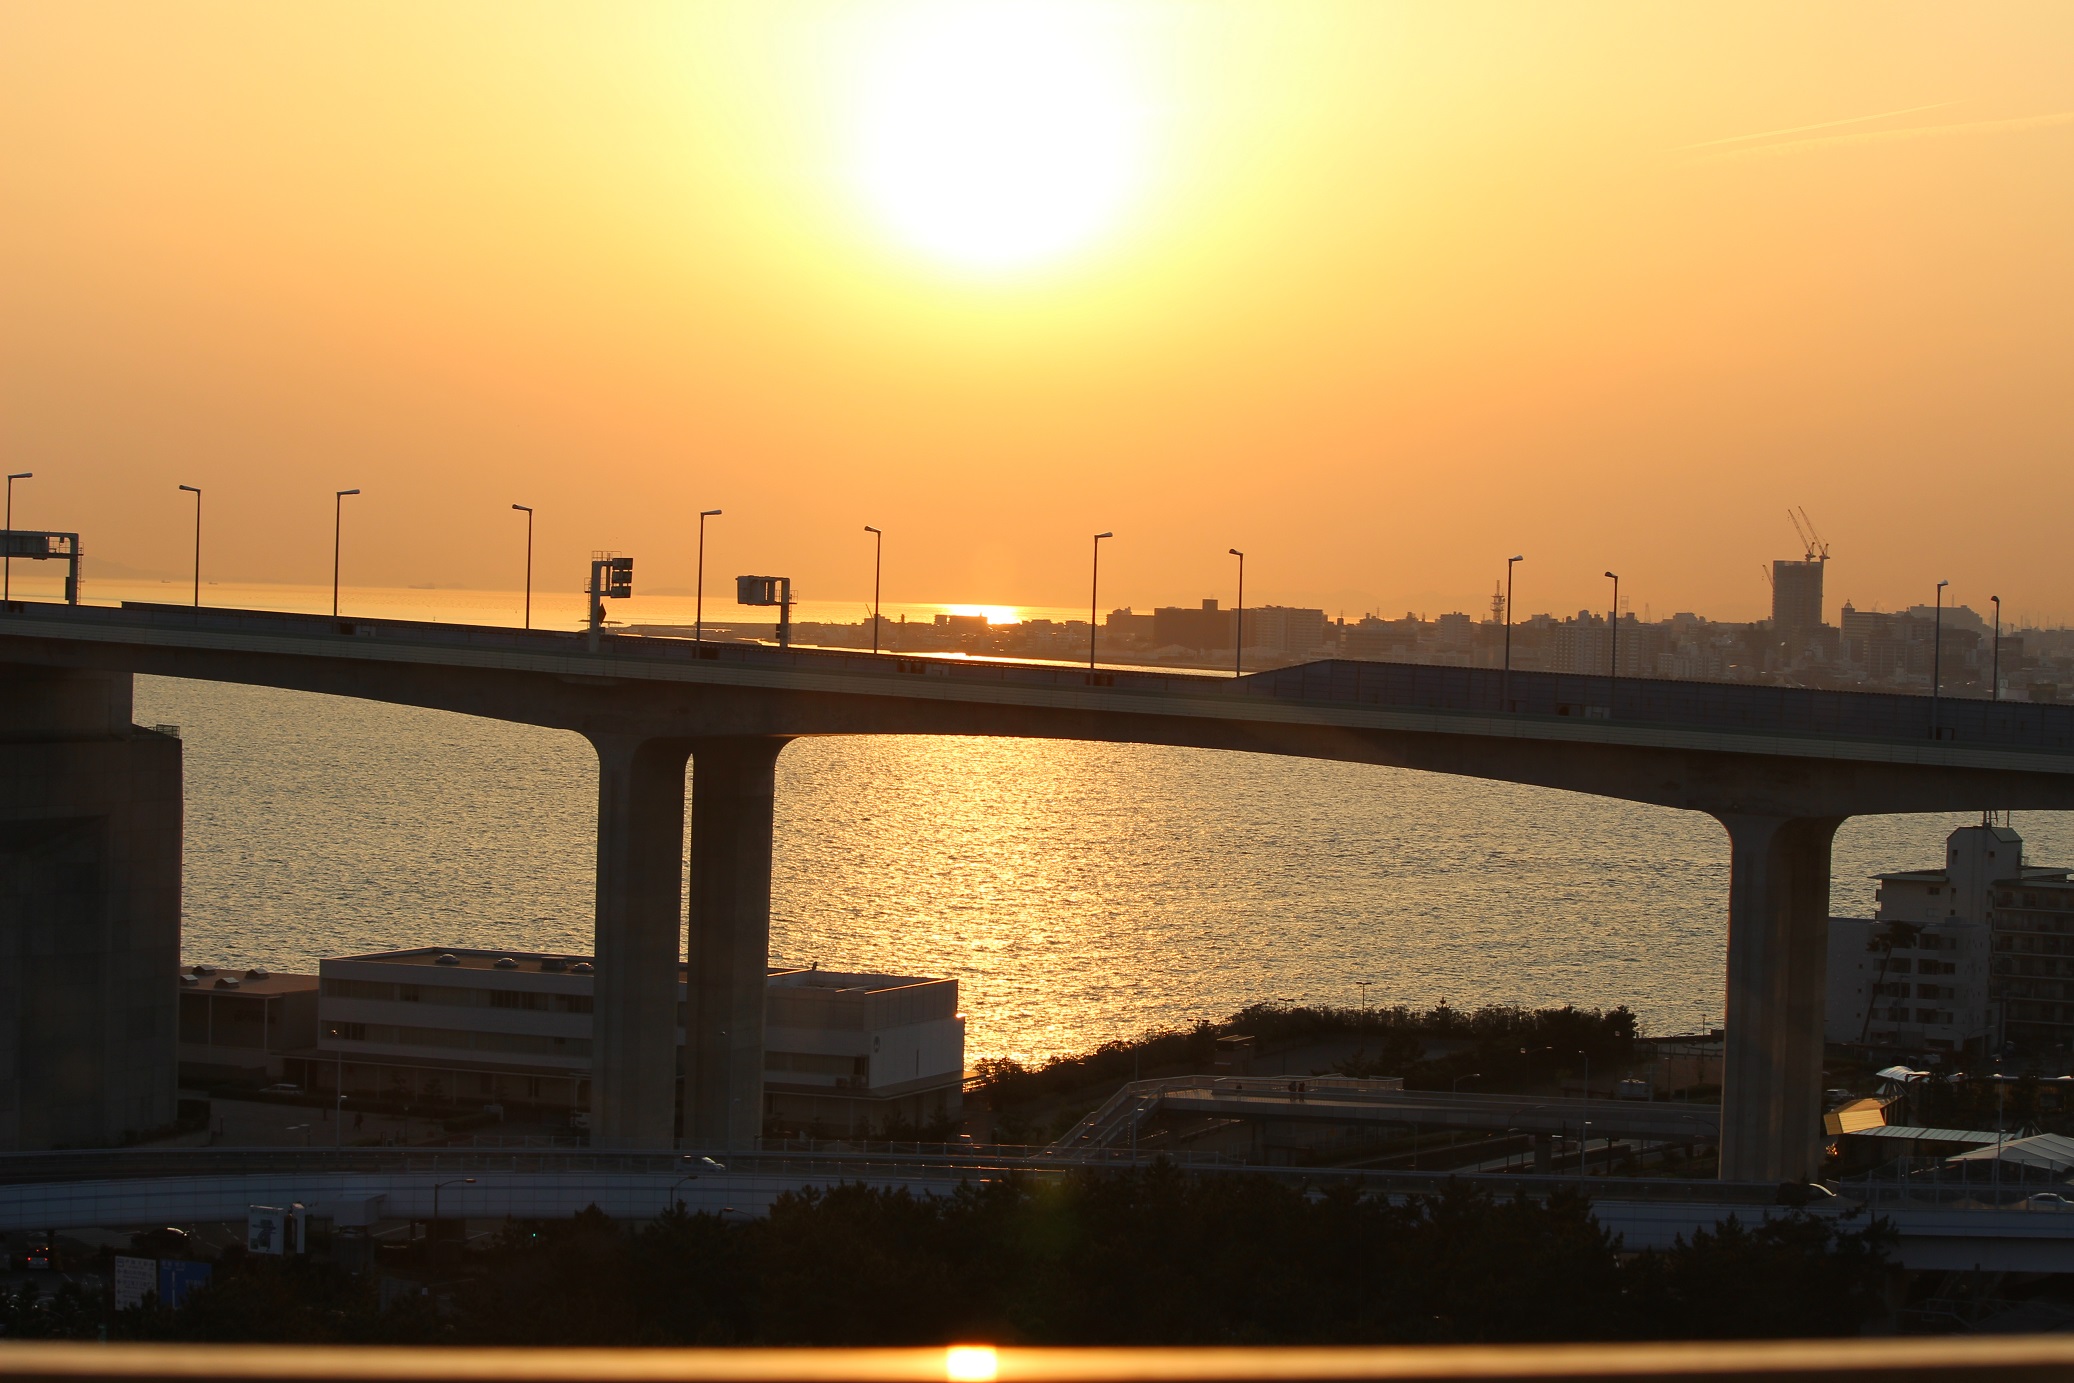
6 597 2074 1179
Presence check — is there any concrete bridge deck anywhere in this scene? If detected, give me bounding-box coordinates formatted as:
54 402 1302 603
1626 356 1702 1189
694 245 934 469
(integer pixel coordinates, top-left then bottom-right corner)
6 596 2074 1182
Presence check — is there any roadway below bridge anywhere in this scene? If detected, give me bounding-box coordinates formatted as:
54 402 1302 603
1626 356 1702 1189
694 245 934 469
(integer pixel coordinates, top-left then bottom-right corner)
1121 1082 1721 1145
0 1146 2069 1274
6 596 2074 1182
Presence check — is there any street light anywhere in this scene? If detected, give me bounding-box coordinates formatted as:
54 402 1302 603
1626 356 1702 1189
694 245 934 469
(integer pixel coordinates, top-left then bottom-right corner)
1576 1050 1591 1179
1931 579 1949 735
432 1176 477 1223
864 526 883 654
512 505 534 629
1502 555 1523 710
1229 548 1245 677
1355 979 1371 1012
179 485 202 608
1089 532 1113 670
695 509 722 643
1604 571 1619 713
1991 594 2002 702
332 489 360 617
4 472 32 601
665 1154 700 1216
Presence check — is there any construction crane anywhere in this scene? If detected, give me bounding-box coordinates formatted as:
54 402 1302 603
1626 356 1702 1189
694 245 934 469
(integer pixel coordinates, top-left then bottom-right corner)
1788 507 1831 563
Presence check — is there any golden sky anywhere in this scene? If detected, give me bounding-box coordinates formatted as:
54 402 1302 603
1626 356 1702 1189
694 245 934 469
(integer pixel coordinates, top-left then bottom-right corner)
4 2 2071 623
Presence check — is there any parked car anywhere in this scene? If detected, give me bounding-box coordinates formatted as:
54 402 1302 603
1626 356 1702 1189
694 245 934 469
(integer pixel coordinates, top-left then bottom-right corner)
2022 1192 2074 1210
260 1083 301 1095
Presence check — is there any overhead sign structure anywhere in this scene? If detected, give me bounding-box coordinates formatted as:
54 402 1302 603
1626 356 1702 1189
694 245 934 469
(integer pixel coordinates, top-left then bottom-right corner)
735 574 795 648
587 554 634 652
0 530 81 604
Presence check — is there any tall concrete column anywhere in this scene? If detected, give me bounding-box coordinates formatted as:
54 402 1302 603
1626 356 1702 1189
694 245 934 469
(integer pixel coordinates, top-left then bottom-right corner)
1715 812 1844 1183
588 734 691 1150
685 735 789 1150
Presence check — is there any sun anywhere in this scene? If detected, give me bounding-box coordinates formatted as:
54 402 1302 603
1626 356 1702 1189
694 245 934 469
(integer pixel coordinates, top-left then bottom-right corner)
846 2 1150 273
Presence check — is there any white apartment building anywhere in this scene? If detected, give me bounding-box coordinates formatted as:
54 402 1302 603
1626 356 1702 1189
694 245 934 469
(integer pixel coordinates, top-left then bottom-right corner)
1827 823 2067 1056
289 948 965 1135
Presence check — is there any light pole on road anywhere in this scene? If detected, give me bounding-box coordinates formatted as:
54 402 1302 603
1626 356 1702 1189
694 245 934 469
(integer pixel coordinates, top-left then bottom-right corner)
1991 594 2002 702
180 485 202 607
1502 555 1523 710
1932 579 1949 735
332 489 360 617
4 472 32 601
1605 571 1620 712
865 525 883 653
1089 532 1113 670
696 509 722 643
512 505 534 628
1229 548 1245 676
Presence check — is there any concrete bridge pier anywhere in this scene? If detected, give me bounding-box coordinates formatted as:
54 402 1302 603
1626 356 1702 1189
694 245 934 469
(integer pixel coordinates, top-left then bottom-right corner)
587 734 692 1150
1716 812 1844 1183
685 735 790 1150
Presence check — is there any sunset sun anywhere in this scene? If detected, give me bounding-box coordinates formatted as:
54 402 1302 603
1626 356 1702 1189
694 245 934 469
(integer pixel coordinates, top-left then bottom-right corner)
846 2 1150 273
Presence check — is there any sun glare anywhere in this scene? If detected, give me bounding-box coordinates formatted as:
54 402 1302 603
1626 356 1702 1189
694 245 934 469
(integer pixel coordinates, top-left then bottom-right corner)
946 604 1021 625
847 2 1150 273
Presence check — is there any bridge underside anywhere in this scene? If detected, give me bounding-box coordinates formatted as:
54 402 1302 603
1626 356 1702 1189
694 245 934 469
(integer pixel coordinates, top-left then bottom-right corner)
6 610 2074 1177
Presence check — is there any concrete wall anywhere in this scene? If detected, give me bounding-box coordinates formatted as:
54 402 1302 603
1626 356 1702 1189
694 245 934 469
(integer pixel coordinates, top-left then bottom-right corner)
0 667 180 1148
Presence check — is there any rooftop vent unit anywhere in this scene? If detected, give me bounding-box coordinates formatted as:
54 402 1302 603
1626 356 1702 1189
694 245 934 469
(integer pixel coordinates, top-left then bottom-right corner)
179 974 198 987
493 957 518 970
190 964 215 976
214 977 240 989
435 953 460 966
571 962 595 976
246 968 270 980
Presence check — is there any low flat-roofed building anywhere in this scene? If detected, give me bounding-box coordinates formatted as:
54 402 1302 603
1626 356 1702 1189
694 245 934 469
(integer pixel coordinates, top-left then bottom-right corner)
287 947 964 1136
176 965 318 1086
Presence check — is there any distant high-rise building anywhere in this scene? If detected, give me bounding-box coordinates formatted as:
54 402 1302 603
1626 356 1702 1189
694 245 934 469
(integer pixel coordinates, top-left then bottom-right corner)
1771 558 1825 642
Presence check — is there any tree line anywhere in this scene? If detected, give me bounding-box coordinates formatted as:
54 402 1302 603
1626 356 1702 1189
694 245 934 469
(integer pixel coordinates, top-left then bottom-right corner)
9 1166 1893 1345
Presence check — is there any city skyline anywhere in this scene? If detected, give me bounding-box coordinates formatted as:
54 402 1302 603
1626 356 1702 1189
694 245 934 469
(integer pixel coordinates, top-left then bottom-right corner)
4 3 2071 621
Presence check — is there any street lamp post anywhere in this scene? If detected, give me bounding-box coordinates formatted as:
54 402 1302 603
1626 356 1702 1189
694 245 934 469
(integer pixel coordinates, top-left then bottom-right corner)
695 509 721 643
431 1176 477 1225
665 1154 700 1216
1931 579 1950 735
1502 555 1523 710
864 526 883 654
1229 548 1245 677
1577 1051 1591 1178
180 485 202 607
332 490 360 617
512 505 534 629
1604 571 1619 713
4 472 32 601
1991 594 2002 702
1089 532 1113 670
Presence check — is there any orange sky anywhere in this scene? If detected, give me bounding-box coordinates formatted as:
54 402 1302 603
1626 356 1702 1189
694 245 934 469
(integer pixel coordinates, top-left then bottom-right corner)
4 2 2071 624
